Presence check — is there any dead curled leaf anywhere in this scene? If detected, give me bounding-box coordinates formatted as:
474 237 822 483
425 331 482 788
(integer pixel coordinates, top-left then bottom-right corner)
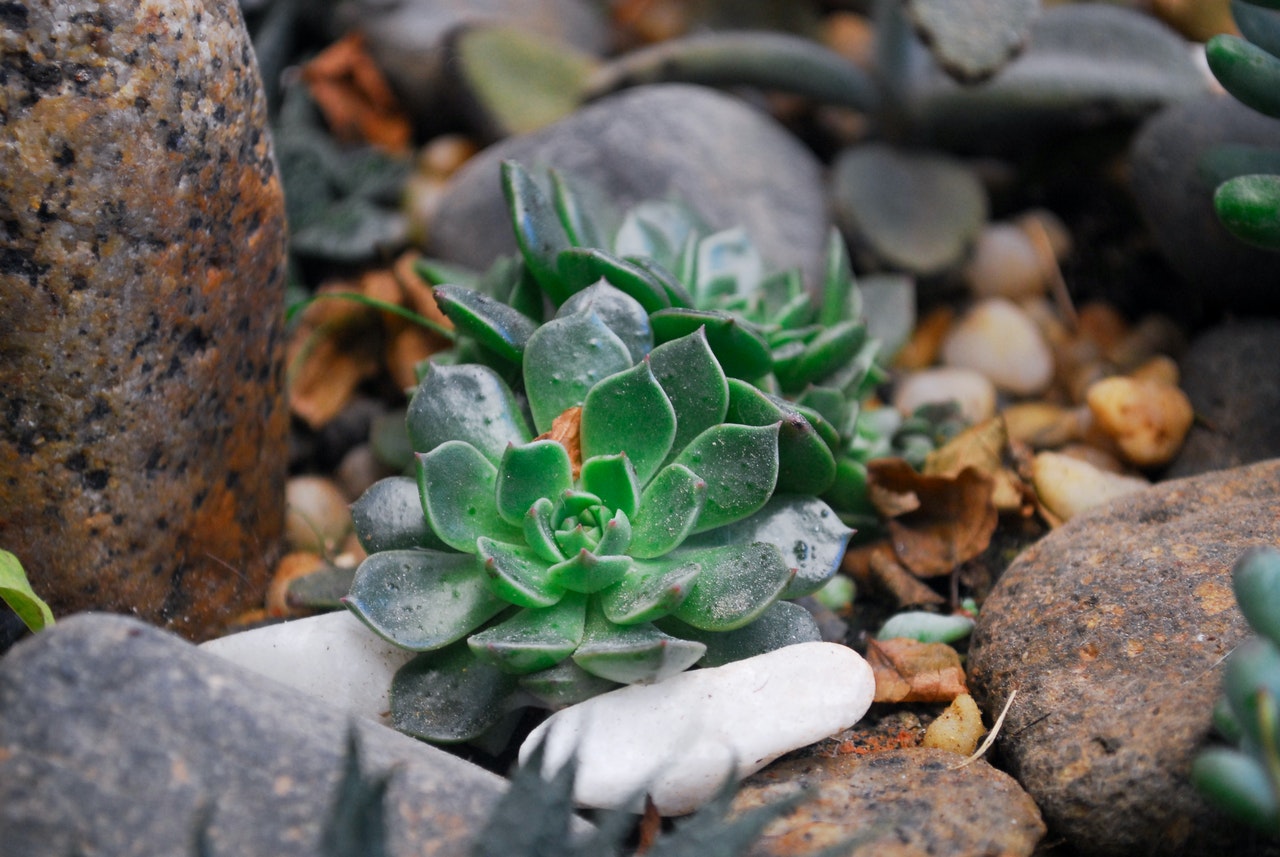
301 32 412 152
842 541 946 608
538 406 584 479
925 416 1031 514
867 637 969 704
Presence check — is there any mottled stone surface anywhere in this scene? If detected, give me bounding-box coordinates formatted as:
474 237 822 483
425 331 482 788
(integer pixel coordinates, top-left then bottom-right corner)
0 1 288 639
732 748 1045 857
427 84 830 288
1166 319 1280 479
0 614 510 856
969 459 1280 856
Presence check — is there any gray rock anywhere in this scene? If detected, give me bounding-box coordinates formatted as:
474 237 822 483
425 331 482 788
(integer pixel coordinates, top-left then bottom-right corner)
425 84 831 288
1166 319 1280 479
335 0 610 131
1129 94 1280 318
731 747 1045 857
0 614 511 857
969 459 1280 856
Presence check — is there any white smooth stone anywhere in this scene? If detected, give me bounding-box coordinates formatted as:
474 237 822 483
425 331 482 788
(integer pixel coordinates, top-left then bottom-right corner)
942 298 1055 396
964 223 1047 300
519 641 875 816
893 366 997 425
1032 451 1150 522
200 610 413 721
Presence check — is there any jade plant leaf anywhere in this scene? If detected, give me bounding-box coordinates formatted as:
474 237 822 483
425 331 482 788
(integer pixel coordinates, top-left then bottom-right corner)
649 328 731 460
503 160 575 303
549 550 634 593
351 476 451 554
682 496 852 599
345 550 505 651
558 248 673 315
407 363 531 465
669 542 793 631
523 310 633 433
725 380 837 496
496 440 574 525
432 284 537 364
572 604 706 684
1192 748 1280 834
419 442 522 552
391 641 521 742
599 556 701 625
0 548 53 633
579 454 641 519
468 593 588 674
478 537 565 608
651 308 773 381
629 463 707 558
674 423 780 533
581 360 677 485
558 281 655 362
1207 32 1280 119
1214 175 1280 250
518 658 620 709
659 600 821 667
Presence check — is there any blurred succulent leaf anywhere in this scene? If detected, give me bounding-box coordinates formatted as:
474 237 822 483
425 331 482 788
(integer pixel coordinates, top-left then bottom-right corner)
669 542 793 631
392 642 521 742
351 475 450 554
877 611 975 644
0 549 53 633
558 281 655 362
1208 32 1280 119
291 196 408 263
1224 636 1280 747
433 284 537 364
551 168 619 250
503 161 575 303
695 228 764 305
523 310 633 433
468 594 588 674
1234 548 1280 647
408 363 531 464
518 659 621 710
651 308 773 381
346 549 505 650
905 0 1039 83
859 273 916 362
1192 747 1280 834
419 442 523 551
661 600 821 668
1214 174 1280 250
1234 0 1280 59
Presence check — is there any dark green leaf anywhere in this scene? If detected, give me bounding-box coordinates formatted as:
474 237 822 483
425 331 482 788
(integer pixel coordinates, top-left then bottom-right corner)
725 380 836 495
518 659 621 710
1208 32 1280 119
1234 0 1280 60
322 729 392 857
1214 174 1280 251
407 363 531 465
523 310 634 433
1192 747 1280 834
649 329 731 462
503 161 574 303
581 360 676 485
660 600 822 668
496 440 575 525
419 442 523 552
434 284 537 364
557 248 673 314
558 281 655 362
392 642 521 742
674 423 780 533
1235 547 1280 647
651 308 773 381
351 475 450 554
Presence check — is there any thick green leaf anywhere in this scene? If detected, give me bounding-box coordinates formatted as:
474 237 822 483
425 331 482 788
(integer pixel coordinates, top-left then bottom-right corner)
668 542 792 631
502 160 574 303
1192 748 1280 834
549 550 634 594
433 284 536 364
468 594 588 674
581 360 677 485
391 642 520 742
725 380 836 495
418 442 522 552
594 509 633 557
1215 174 1280 251
613 200 707 270
518 659 621 709
649 328 731 461
1234 548 1280 646
345 550 504 651
658 600 821 668
629 463 708 558
558 281 654 362
478 537 565 608
0 549 53 632
628 256 697 309
287 564 356 611
1224 637 1280 749
558 248 672 315
523 497 567 565
1208 33 1280 119
683 495 852 599
651 308 773 381
820 227 857 327
496 440 574 525
573 605 706 684
674 423 780 533
599 556 700 625
415 257 481 291
774 321 867 392
1234 0 1280 61
407 363 531 465
550 168 618 250
351 475 450 554
523 310 634 433
580 454 641 519
878 611 975 643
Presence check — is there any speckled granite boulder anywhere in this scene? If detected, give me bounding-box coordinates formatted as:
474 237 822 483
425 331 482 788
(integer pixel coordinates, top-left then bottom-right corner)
969 459 1280 856
731 748 1045 857
0 614 510 856
1166 319 1280 479
0 1 288 639
426 84 831 288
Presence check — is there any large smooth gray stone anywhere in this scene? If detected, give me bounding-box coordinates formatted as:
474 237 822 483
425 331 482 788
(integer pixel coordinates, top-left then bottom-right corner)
426 84 831 288
0 614 510 856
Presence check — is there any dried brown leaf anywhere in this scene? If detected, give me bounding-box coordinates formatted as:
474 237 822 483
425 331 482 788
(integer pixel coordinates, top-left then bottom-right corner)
844 541 946 608
867 637 968 704
925 416 1028 514
301 32 412 152
538 406 583 479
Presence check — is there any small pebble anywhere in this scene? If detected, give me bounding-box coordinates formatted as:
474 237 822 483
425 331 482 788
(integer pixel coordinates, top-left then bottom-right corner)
1085 375 1194 468
941 298 1055 396
1032 451 1150 521
964 223 1048 300
286 475 354 553
520 642 875 815
265 551 327 618
1002 402 1089 449
923 692 985 756
893 367 997 425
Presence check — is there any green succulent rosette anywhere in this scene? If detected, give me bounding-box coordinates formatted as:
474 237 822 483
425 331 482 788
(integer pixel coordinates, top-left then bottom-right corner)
346 289 852 743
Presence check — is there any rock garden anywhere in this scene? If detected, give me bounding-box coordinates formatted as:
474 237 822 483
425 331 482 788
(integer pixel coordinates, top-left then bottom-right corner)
3 1 1280 855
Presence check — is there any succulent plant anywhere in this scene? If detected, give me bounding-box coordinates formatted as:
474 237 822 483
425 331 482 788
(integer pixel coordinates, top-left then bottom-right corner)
1192 546 1280 834
420 160 908 533
346 270 852 742
1205 0 1280 251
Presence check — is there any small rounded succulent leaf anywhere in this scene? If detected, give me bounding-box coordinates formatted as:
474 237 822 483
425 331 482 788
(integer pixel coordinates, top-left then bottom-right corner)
579 454 641 519
1233 547 1280 646
496 440 574 526
1224 636 1280 748
629 463 707 558
558 280 655 361
598 556 700 625
1192 747 1280 834
726 379 837 495
669 542 793 631
478 537 565 608
418 442 523 552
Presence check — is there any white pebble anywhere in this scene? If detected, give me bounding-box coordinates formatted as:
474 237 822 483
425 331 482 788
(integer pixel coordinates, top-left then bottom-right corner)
941 298 1055 396
200 611 414 721
1032 451 1149 522
964 223 1047 300
519 642 875 815
894 366 997 424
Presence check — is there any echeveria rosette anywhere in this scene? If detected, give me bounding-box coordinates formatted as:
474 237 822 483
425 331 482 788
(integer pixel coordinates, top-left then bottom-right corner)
345 301 852 744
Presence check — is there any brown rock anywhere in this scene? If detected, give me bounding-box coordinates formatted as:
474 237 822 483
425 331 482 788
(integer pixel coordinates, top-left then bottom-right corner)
0 1 288 639
969 459 1280 856
732 748 1045 857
